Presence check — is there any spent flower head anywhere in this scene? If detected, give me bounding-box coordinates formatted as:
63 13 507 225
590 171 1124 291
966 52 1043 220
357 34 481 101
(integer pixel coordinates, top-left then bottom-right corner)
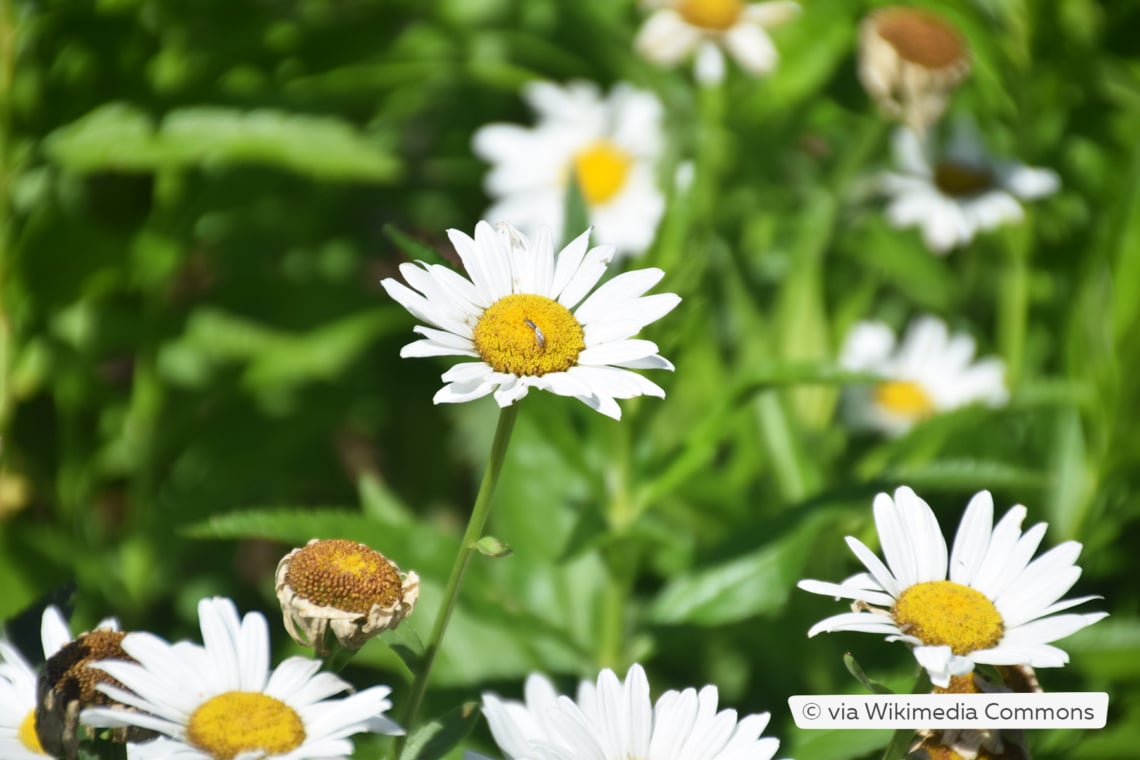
474 81 666 259
82 596 402 760
636 0 800 84
381 221 680 420
839 315 1007 436
879 122 1060 253
276 538 419 654
482 663 782 760
798 487 1108 687
859 5 970 133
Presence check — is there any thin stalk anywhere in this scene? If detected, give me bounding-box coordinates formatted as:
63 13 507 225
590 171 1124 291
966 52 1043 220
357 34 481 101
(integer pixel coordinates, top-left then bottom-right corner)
597 416 635 669
879 666 928 760
395 403 519 752
999 227 1031 388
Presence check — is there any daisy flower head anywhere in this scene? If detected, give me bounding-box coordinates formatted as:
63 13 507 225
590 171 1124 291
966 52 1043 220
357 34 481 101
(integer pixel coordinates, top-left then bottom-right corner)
82 596 402 760
798 487 1108 687
839 315 1007 437
473 81 665 259
880 122 1060 254
635 0 800 84
1 606 122 759
481 663 782 760
276 538 419 654
381 221 680 420
859 6 970 134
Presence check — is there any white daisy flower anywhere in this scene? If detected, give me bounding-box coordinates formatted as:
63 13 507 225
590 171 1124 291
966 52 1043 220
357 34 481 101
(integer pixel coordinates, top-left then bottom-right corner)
839 315 1007 437
0 606 120 759
381 221 680 420
473 81 665 259
481 663 782 760
82 597 402 760
635 0 799 84
879 122 1060 254
798 487 1108 688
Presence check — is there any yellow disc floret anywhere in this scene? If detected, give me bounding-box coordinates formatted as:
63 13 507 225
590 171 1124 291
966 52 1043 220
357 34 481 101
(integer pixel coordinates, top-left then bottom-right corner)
893 580 1004 655
677 0 744 31
19 710 45 755
473 294 585 376
875 380 935 419
284 539 403 614
186 692 305 760
573 141 633 205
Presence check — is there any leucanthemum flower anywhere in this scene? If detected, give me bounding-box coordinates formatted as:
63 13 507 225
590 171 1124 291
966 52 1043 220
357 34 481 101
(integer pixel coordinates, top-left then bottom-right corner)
636 0 799 84
381 221 680 420
839 315 1007 437
798 487 1108 688
481 663 782 760
859 6 970 134
276 538 419 654
880 123 1060 254
1 606 125 759
82 597 402 760
473 81 665 258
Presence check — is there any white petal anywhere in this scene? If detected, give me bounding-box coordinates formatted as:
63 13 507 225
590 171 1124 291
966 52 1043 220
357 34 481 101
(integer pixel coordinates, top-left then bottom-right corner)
557 245 615 309
723 23 778 75
573 268 664 324
635 11 702 65
949 490 993 585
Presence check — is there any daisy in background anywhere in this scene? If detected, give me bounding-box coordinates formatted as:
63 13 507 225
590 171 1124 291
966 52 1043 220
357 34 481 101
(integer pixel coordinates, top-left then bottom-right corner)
482 663 782 760
381 221 679 420
839 314 1007 437
858 6 971 134
473 81 664 258
0 606 122 759
879 121 1060 254
798 487 1108 687
636 0 800 84
82 596 402 760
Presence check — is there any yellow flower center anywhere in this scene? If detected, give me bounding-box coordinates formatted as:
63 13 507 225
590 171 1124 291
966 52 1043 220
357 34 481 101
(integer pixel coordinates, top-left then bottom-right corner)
873 7 967 69
284 539 403 614
473 294 585 376
19 710 45 755
573 140 633 205
677 0 744 31
893 580 1004 655
874 380 935 419
186 691 306 760
934 161 995 197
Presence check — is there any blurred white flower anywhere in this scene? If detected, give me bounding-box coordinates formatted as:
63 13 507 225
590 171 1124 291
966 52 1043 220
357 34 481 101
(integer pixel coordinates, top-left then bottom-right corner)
879 123 1060 254
473 81 665 258
482 663 782 760
636 0 799 84
799 487 1108 687
859 6 970 133
382 221 679 420
839 315 1007 437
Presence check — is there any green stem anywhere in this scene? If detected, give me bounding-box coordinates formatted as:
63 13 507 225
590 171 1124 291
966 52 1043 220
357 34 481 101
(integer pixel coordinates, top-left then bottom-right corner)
394 403 519 753
999 228 1031 388
879 667 928 760
597 418 635 669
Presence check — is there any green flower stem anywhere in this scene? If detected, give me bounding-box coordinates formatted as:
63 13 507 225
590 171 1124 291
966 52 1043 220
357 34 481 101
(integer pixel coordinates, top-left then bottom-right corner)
598 416 636 669
999 225 1031 389
395 402 519 752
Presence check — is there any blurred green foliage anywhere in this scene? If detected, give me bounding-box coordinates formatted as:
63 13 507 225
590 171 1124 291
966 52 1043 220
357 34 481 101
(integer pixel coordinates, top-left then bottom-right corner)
2 0 1140 758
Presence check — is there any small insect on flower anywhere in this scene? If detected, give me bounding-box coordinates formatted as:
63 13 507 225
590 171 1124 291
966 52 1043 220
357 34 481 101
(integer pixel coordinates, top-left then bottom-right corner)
522 318 546 349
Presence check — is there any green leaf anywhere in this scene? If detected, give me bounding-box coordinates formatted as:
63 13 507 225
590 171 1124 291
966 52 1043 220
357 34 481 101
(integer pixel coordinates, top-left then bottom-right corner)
844 653 895 695
473 535 512 557
398 701 482 760
880 459 1049 491
44 103 401 181
379 624 426 675
384 224 450 266
649 513 828 626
